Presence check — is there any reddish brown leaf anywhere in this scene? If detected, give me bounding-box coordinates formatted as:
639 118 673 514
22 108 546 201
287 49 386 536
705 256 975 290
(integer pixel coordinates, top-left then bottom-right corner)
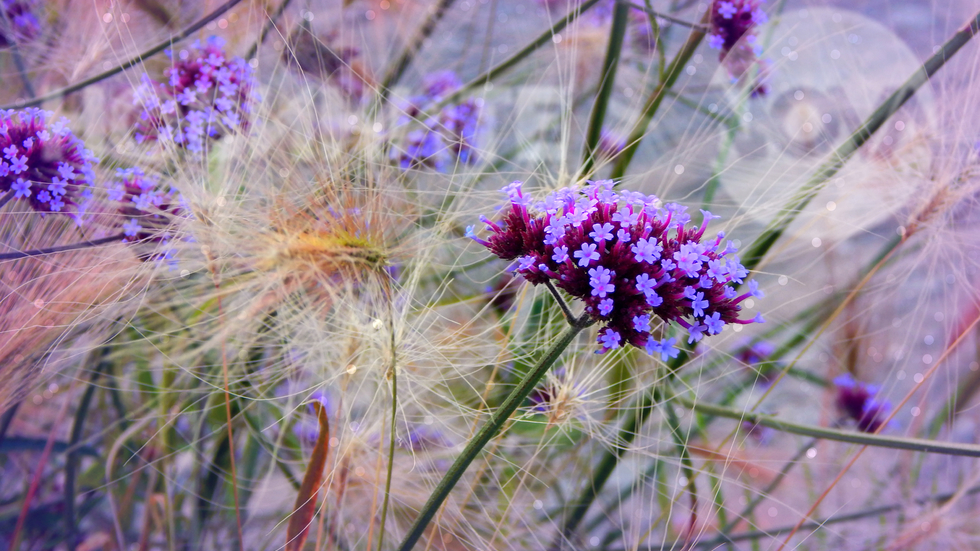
286 402 331 551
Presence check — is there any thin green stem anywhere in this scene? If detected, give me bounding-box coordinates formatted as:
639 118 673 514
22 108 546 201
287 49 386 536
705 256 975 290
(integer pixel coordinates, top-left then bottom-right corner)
396 316 593 551
437 0 606 108
377 280 399 551
378 0 458 102
609 10 708 180
64 353 110 544
740 10 980 272
663 398 697 547
581 2 630 177
0 0 243 110
678 396 980 457
618 1 709 30
245 0 294 60
0 233 126 261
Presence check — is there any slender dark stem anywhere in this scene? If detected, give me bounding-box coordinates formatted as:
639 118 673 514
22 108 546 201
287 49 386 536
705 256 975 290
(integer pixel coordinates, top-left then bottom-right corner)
618 1 709 30
663 398 697 548
609 10 708 179
0 233 126 261
65 352 110 546
580 3 630 177
396 316 593 551
245 0 294 60
0 402 21 448
0 0 244 110
544 281 576 324
740 9 980 273
635 483 980 551
378 0 458 102
679 397 980 457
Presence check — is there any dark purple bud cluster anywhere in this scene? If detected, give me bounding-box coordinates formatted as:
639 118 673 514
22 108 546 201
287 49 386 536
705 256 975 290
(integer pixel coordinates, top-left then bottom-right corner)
469 180 763 355
833 374 891 433
133 36 257 154
107 168 187 261
708 0 769 95
0 108 98 219
392 71 481 172
0 0 40 47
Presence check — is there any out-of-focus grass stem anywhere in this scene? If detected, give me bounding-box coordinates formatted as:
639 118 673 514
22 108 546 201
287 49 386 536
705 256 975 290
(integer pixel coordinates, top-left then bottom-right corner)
581 3 630 177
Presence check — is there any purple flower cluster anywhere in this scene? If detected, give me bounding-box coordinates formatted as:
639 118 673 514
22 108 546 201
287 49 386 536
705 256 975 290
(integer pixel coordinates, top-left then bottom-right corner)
133 36 257 154
708 0 769 95
833 374 890 433
469 180 763 355
392 71 481 172
0 108 97 218
107 168 187 263
0 0 40 47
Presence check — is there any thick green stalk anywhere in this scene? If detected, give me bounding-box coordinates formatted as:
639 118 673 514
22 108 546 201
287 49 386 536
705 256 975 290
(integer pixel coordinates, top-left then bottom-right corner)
437 0 606 108
609 11 709 180
396 316 592 551
580 3 631 176
740 10 980 272
678 397 980 457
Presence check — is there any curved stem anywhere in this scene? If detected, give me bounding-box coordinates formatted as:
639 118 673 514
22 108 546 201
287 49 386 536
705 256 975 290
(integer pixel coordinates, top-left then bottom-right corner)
677 396 980 457
378 0 458 102
609 11 708 180
0 233 126 261
396 316 592 551
0 0 243 110
580 2 630 177
740 9 980 273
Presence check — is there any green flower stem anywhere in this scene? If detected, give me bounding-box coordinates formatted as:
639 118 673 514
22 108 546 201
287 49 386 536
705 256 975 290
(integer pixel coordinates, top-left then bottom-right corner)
436 0 606 109
396 315 593 551
609 10 709 180
0 233 126 261
581 2 631 177
741 9 980 272
378 0 458 101
676 396 980 457
618 1 709 30
643 483 980 551
0 0 244 110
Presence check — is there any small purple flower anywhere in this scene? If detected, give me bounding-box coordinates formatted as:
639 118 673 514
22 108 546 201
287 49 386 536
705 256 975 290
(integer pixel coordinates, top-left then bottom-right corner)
575 242 600 267
122 218 143 237
599 328 621 350
632 237 662 264
717 1 737 18
589 222 614 243
599 298 614 316
10 178 30 198
588 266 615 297
553 245 569 264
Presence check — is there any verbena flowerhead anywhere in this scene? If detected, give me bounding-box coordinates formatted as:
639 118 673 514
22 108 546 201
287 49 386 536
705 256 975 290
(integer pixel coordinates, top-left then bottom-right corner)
133 36 257 153
833 373 890 433
0 0 40 47
469 180 763 355
708 0 769 94
0 108 97 218
108 168 187 255
392 71 481 171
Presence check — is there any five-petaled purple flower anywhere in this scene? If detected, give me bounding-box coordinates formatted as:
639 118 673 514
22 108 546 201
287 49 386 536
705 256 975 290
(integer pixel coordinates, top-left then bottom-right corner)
469 180 763 354
0 109 97 218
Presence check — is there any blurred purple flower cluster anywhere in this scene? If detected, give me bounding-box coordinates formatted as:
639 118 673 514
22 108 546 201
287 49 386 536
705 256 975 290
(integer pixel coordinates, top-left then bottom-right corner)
392 71 481 172
0 0 40 47
107 168 186 251
708 0 769 94
469 180 763 355
133 36 257 154
834 373 891 433
0 108 97 219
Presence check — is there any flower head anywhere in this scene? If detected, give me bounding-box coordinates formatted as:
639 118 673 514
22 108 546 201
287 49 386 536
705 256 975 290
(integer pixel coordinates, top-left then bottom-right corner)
708 0 769 95
0 109 97 217
0 0 40 47
392 71 481 171
110 168 188 260
133 36 257 153
470 180 763 354
833 374 890 433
